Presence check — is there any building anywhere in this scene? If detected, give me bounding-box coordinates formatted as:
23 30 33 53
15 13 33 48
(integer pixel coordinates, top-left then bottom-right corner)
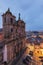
0 8 26 65
26 33 43 65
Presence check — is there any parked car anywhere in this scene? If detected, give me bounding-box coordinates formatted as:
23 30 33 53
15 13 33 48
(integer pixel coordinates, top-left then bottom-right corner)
23 58 29 65
22 55 32 65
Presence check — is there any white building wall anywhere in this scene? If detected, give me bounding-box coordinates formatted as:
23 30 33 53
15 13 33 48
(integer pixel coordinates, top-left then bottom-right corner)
3 45 7 62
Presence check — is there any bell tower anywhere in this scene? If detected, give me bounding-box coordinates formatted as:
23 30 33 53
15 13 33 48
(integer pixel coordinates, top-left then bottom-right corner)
2 8 16 39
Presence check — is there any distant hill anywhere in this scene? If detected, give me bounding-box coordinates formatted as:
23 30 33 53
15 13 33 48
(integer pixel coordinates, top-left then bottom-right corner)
26 31 43 38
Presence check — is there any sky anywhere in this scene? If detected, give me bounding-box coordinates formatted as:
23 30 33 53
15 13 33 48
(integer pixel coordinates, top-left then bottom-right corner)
0 0 43 31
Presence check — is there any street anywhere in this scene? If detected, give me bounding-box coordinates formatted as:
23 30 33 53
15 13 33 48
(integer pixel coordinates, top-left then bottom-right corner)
16 45 42 65
16 47 30 65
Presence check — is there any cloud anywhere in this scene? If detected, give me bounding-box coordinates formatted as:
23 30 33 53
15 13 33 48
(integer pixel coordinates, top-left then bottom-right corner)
0 0 43 31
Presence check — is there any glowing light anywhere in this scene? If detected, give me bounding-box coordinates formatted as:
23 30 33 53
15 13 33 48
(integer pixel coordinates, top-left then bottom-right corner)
40 49 43 55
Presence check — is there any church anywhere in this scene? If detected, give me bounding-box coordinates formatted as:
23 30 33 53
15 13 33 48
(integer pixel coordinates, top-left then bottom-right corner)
0 8 26 65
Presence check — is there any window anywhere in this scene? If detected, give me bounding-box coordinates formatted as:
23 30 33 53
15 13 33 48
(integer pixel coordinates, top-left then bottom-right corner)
10 18 13 24
11 28 13 32
4 34 10 38
37 51 39 53
4 17 6 23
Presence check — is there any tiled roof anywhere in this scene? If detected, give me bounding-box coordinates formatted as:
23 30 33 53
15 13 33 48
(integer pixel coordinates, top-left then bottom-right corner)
26 36 43 45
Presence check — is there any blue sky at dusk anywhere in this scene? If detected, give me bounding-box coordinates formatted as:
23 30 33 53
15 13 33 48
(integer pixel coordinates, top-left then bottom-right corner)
0 0 43 31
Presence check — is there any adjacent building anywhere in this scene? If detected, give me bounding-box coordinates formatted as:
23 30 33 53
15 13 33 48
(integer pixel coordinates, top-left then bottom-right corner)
26 32 43 65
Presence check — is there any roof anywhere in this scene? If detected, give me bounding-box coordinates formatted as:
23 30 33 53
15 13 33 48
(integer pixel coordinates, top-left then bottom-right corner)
2 8 16 18
26 36 43 45
17 19 25 23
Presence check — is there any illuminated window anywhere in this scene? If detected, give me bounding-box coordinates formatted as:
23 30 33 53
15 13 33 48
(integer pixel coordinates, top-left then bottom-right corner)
37 51 39 53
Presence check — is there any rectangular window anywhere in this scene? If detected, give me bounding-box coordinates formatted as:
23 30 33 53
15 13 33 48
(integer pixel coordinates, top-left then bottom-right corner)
11 28 13 32
10 18 13 24
4 17 6 23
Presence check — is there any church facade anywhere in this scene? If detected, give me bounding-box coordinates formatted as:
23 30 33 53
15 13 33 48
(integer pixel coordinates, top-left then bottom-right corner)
0 8 26 64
